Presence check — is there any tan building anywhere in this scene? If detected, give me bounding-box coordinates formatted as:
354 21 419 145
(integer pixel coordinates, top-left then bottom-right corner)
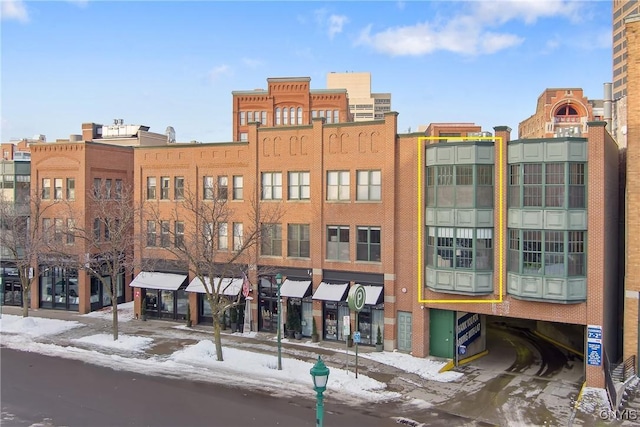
614 0 639 100
624 14 640 378
518 88 603 139
326 72 391 122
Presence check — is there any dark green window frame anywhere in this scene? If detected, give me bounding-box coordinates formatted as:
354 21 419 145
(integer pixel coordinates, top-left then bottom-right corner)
507 229 585 276
426 165 494 208
426 227 493 270
508 162 586 209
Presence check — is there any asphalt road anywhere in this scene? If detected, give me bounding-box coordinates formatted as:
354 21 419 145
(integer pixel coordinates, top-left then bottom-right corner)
0 348 400 427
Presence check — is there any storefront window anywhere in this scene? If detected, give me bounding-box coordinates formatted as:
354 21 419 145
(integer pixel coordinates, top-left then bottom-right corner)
90 280 100 303
161 290 174 314
41 274 53 302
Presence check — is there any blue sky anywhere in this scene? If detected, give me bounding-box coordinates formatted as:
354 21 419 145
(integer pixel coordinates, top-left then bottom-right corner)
1 0 612 143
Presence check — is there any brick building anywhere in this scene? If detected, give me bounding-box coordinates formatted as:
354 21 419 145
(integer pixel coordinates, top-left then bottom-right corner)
22 77 621 389
518 88 603 139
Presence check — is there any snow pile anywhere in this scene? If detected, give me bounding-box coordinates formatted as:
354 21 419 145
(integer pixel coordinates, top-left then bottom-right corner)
0 314 82 337
363 350 463 382
73 333 154 352
82 301 135 323
579 387 610 414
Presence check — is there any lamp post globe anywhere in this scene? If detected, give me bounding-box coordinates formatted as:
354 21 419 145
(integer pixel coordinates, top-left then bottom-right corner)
310 356 330 427
275 273 283 370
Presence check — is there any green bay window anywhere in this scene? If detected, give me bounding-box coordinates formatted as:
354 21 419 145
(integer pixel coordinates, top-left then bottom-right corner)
508 162 586 209
508 229 585 276
427 227 493 270
426 165 494 208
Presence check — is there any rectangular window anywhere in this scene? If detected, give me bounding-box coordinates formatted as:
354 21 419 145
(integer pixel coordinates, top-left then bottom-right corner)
54 179 63 200
333 110 339 124
261 172 282 200
160 221 170 248
261 223 282 256
287 224 310 258
426 227 435 267
233 176 243 200
436 228 453 267
233 222 243 251
569 163 586 208
203 176 214 200
568 231 585 276
103 179 112 199
175 221 184 248
54 218 63 243
146 177 156 200
115 179 122 199
455 228 472 268
327 171 350 201
426 167 435 207
43 218 52 243
436 166 454 207
146 221 156 247
545 163 564 207
544 231 565 275
508 229 519 272
67 178 76 200
455 166 473 208
476 229 493 270
522 230 542 274
356 170 381 201
523 164 542 207
93 178 102 199
218 222 228 250
508 165 521 208
248 111 254 123
240 111 246 126
261 111 267 125
327 225 350 260
288 171 310 200
476 165 494 208
174 177 184 200
240 133 248 142
160 177 170 200
325 110 332 124
104 218 110 241
66 219 75 244
217 176 228 199
356 226 381 262
42 178 51 199
93 218 101 241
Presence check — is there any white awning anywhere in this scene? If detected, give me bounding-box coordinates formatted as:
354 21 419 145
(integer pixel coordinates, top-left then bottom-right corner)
359 285 384 305
186 276 243 296
312 282 349 302
280 280 312 298
129 272 187 291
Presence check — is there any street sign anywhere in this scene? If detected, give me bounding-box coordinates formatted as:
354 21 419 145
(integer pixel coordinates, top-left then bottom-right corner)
342 315 351 337
348 285 366 312
353 331 361 344
587 325 602 342
587 342 602 366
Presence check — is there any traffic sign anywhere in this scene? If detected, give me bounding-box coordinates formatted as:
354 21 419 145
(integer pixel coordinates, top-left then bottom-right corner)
353 331 361 344
348 285 366 312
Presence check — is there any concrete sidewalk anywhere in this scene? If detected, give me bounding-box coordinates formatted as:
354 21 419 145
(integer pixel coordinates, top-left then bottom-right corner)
0 306 619 426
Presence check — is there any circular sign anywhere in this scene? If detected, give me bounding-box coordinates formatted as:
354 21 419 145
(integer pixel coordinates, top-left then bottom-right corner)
348 285 366 312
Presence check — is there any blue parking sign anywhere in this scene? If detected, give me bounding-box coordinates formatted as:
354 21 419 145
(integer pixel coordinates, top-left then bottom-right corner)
353 331 361 344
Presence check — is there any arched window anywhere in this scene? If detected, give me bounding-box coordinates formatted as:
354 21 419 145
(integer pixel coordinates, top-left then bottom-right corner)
283 107 289 125
298 107 303 125
290 107 295 125
554 105 579 123
275 108 281 125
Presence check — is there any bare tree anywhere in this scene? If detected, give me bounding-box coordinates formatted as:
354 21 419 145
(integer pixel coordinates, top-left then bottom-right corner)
61 183 144 340
148 184 282 361
0 189 58 318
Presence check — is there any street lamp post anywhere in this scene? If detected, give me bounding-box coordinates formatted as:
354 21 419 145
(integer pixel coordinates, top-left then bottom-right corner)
275 273 283 370
310 356 330 427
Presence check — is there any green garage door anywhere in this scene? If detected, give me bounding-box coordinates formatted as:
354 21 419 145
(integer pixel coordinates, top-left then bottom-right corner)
430 309 454 358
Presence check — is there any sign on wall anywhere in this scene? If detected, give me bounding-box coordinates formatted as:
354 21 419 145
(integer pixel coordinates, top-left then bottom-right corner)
587 324 603 367
457 312 481 348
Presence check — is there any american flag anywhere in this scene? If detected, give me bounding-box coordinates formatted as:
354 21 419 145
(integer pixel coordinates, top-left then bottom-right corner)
242 272 251 297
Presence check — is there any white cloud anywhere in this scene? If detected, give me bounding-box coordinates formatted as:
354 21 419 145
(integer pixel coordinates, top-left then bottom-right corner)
242 57 263 68
313 8 349 39
1 0 29 23
208 64 231 82
328 14 349 39
355 0 586 57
